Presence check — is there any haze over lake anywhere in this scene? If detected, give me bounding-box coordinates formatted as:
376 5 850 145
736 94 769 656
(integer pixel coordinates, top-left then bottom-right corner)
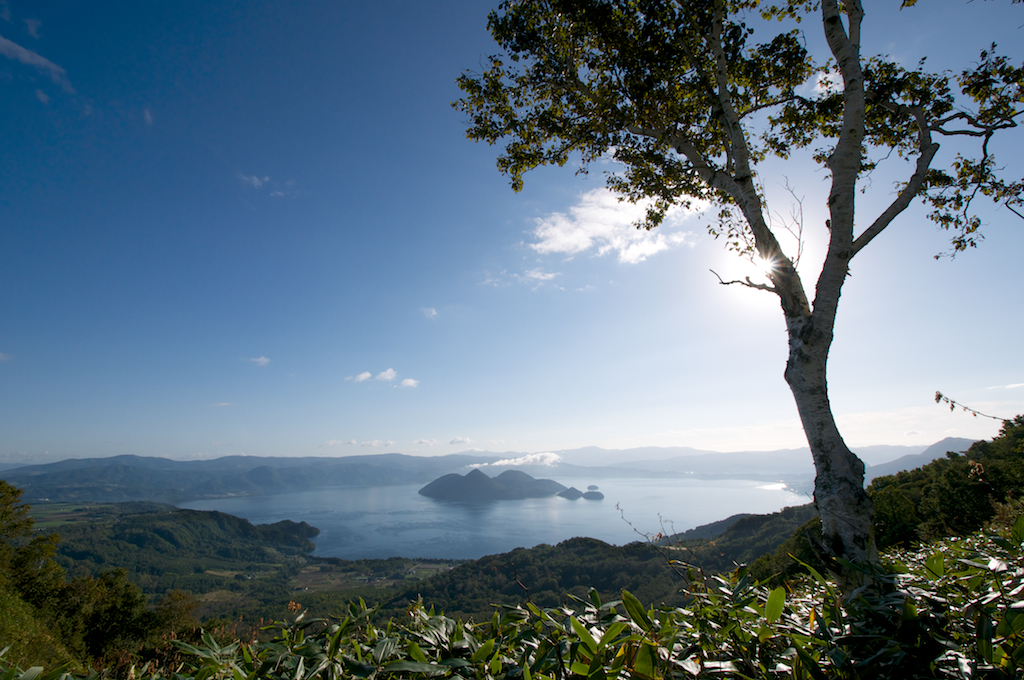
180 477 806 560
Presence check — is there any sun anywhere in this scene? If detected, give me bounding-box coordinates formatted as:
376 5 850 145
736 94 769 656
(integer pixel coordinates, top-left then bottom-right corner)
753 254 778 279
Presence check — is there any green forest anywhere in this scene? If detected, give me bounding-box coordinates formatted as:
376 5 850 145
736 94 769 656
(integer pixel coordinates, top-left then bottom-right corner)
2 417 1024 677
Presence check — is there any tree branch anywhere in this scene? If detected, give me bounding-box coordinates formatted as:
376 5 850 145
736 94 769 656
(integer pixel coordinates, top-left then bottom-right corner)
852 104 939 256
710 269 778 293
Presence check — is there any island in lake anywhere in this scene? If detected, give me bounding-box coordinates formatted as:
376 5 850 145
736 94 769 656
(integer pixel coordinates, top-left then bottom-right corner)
418 469 602 502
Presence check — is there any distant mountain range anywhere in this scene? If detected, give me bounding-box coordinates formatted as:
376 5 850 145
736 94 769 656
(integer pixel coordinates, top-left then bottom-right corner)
0 437 977 504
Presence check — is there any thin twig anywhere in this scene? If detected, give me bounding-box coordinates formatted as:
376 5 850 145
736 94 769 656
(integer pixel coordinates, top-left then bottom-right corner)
934 391 1008 421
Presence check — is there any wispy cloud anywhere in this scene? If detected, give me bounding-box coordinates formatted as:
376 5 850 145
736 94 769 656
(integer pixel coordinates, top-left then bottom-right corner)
210 441 230 446
422 307 438 318
523 268 559 281
249 356 270 367
144 108 153 125
0 2 10 22
470 452 562 468
413 438 438 446
238 174 297 197
0 351 10 362
0 34 75 93
321 440 345 448
531 188 696 264
514 268 561 287
239 173 269 188
361 440 394 448
213 402 232 407
34 89 47 104
450 436 475 446
988 383 1024 390
347 371 372 382
401 378 419 388
24 18 40 38
376 368 397 381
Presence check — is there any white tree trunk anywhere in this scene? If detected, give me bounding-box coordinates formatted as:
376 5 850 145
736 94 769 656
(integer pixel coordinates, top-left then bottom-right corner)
784 308 876 589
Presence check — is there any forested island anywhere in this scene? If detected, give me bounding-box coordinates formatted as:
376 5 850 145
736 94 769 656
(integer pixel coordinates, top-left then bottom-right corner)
418 469 605 501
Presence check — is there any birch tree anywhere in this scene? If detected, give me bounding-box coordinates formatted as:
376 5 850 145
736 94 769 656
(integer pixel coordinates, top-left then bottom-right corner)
454 0 1023 587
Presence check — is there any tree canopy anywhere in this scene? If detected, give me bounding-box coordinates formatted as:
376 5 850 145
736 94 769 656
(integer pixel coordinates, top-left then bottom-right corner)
455 0 1023 587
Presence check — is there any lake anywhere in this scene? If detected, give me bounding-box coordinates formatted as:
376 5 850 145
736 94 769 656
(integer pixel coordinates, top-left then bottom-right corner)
180 477 807 560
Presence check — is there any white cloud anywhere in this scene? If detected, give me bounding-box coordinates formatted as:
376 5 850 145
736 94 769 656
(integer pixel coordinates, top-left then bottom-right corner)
0 351 10 361
988 383 1024 390
386 440 395 447
250 356 270 366
24 18 40 38
376 368 397 381
34 89 47 104
0 34 75 93
321 440 345 448
414 439 438 446
519 268 559 282
471 452 562 468
210 441 230 446
450 436 475 446
531 188 696 264
422 307 438 318
239 173 269 188
347 371 372 382
213 402 232 407
401 378 419 388
144 108 153 125
361 439 384 447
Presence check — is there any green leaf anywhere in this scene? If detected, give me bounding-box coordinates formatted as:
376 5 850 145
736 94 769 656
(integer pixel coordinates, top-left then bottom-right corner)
571 662 592 676
978 613 995 663
382 661 448 677
793 645 829 680
470 639 494 663
408 641 428 664
997 611 1024 637
1012 516 1024 545
598 622 628 648
621 591 653 633
925 552 945 579
632 644 659 680
571 616 598 654
902 597 919 621
764 587 785 623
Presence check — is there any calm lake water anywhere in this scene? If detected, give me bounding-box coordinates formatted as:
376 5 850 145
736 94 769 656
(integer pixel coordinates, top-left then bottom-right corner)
180 477 807 560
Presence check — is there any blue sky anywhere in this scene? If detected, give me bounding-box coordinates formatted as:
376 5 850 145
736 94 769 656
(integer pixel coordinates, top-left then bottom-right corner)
2 0 1022 464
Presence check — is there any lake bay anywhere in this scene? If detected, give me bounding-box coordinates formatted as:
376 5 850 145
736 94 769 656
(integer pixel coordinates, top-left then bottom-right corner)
180 477 807 560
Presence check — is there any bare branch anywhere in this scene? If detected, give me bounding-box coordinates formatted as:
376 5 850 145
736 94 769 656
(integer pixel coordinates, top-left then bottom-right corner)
935 391 1009 421
710 269 777 293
